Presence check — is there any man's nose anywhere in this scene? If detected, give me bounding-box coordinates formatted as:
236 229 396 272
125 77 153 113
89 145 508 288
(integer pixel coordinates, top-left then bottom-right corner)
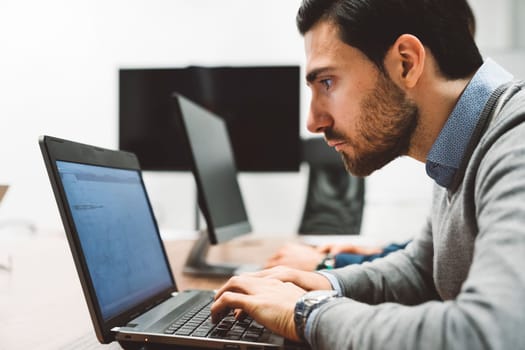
306 100 332 134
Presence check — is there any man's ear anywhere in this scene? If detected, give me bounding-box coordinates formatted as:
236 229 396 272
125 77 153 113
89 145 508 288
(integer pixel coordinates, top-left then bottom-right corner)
383 34 425 89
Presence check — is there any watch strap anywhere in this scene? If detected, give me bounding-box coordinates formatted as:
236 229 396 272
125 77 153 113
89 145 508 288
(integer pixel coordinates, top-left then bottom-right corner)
294 290 340 342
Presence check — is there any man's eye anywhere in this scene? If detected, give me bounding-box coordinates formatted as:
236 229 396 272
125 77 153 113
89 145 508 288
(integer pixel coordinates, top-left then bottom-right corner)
320 79 333 90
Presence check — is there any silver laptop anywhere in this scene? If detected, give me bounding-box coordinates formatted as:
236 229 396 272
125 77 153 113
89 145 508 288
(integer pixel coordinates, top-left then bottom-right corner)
39 135 307 350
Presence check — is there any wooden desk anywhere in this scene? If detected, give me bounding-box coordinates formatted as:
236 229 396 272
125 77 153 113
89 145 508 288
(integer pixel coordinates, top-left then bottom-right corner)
0 234 287 350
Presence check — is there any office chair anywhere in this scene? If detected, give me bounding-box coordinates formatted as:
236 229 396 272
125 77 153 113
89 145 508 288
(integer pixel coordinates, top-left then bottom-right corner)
298 138 365 235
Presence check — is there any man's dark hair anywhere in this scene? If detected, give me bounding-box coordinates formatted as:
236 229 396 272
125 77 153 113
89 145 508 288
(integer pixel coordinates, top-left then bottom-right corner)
297 0 482 80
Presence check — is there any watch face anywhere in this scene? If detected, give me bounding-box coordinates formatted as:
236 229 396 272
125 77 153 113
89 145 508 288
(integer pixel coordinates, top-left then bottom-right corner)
303 290 339 308
305 290 339 301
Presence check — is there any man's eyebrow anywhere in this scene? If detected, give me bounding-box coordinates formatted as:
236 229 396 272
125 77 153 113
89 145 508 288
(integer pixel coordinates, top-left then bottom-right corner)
306 67 333 84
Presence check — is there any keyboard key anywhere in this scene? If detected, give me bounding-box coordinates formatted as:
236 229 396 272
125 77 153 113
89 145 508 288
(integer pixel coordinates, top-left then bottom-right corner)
191 330 210 338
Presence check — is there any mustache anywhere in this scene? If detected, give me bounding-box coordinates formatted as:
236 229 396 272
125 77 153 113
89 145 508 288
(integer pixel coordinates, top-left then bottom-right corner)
324 128 347 143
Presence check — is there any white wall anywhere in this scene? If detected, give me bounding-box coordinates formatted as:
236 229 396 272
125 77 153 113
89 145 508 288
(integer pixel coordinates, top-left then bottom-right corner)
0 0 306 235
470 0 525 79
0 1 523 242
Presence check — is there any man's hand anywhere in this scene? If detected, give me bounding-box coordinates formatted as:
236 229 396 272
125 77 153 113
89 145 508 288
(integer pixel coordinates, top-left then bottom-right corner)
211 275 306 342
317 242 382 255
265 243 325 270
211 267 334 342
248 266 333 291
265 242 384 271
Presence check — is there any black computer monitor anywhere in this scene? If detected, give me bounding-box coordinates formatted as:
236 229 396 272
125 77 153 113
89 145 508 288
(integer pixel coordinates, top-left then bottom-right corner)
172 93 259 276
119 65 301 172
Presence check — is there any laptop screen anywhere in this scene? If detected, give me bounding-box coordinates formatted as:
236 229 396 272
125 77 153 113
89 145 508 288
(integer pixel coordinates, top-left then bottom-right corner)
56 160 173 321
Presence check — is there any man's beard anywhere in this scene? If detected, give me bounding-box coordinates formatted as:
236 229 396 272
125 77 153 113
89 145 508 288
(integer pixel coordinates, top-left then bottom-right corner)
326 72 419 177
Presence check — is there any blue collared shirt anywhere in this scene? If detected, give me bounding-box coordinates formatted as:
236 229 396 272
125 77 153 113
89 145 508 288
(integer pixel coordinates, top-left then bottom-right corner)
305 59 514 345
426 59 513 188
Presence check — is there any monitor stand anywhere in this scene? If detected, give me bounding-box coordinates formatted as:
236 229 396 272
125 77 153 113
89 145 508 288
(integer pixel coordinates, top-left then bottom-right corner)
183 230 260 277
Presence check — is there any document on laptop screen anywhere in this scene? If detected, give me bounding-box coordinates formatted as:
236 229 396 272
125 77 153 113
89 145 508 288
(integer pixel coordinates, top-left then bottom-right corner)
56 161 173 320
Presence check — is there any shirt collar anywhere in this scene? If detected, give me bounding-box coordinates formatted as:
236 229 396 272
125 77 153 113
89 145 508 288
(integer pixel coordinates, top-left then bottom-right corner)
425 59 513 188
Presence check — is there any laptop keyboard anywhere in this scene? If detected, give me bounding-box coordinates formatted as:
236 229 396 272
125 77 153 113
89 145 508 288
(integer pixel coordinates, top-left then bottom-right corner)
163 298 271 343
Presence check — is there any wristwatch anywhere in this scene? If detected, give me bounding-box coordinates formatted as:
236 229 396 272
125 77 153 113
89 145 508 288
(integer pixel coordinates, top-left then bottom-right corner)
316 253 336 270
294 290 341 341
